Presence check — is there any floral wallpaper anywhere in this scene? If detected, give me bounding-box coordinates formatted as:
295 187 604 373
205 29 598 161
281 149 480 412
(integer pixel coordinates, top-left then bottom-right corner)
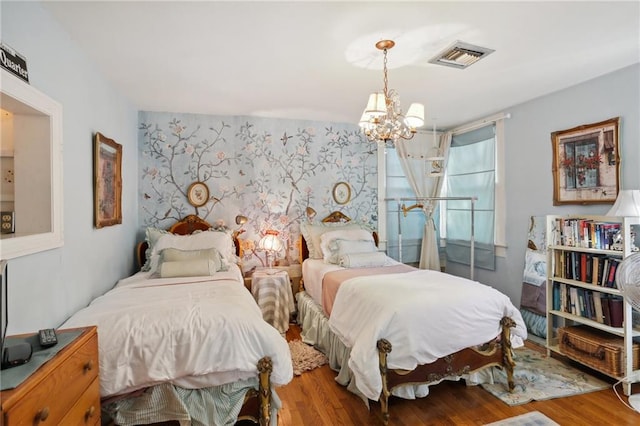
138 111 377 270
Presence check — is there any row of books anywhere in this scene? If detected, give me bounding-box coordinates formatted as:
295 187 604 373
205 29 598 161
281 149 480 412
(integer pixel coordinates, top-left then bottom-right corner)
552 283 624 327
551 217 621 250
553 251 621 288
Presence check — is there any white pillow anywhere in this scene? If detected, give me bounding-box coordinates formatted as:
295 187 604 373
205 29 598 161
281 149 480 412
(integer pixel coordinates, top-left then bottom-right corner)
320 229 375 264
338 252 390 268
161 247 227 272
159 259 216 278
149 230 234 273
300 222 372 259
141 227 170 271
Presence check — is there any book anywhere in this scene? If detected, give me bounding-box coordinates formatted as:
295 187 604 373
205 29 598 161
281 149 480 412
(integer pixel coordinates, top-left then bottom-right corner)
608 297 624 328
591 255 600 285
607 258 620 288
601 295 612 326
560 283 567 312
601 258 610 287
553 284 560 311
569 287 579 315
593 291 604 323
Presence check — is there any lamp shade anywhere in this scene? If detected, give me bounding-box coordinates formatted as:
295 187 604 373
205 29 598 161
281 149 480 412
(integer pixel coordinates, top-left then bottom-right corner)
404 103 425 128
235 215 248 225
607 190 640 217
364 93 386 117
258 230 282 252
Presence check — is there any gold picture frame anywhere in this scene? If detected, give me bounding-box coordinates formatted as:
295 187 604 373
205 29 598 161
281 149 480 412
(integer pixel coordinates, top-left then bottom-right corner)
94 132 122 228
551 117 620 205
332 181 351 205
187 181 210 207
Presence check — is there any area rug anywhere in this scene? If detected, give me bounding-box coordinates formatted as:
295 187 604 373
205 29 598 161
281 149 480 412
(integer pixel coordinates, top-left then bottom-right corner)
484 411 559 426
288 339 328 375
480 346 610 405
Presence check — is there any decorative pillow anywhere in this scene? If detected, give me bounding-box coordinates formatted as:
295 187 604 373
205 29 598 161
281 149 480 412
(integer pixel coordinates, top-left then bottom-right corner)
159 259 216 278
320 229 376 264
300 222 373 259
149 230 234 273
161 247 227 272
141 227 170 271
338 251 389 268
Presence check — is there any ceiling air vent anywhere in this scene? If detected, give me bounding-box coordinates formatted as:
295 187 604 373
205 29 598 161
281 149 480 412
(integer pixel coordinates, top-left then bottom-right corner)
429 41 495 69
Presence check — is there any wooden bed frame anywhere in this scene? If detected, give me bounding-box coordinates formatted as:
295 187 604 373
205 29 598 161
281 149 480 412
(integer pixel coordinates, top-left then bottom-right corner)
299 211 516 425
132 215 273 426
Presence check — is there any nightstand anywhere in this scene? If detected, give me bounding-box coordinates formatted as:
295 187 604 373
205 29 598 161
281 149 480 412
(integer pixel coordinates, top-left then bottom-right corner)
1 326 100 425
251 269 295 334
244 264 302 297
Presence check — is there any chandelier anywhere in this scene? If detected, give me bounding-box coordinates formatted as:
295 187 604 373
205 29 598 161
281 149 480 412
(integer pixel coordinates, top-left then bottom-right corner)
359 40 424 145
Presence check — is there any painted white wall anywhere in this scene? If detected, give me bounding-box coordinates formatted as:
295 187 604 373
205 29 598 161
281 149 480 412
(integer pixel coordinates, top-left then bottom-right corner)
447 64 640 306
1 2 139 333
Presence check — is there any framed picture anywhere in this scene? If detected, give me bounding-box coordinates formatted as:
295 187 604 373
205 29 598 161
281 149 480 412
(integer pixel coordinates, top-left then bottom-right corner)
187 181 209 207
94 132 122 228
551 117 620 205
332 181 351 205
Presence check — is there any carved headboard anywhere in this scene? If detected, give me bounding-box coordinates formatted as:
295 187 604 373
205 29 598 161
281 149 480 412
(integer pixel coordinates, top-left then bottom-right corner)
136 215 240 269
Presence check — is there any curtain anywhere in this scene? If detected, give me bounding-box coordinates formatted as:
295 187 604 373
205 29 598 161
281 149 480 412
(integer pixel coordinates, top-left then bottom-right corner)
395 131 452 270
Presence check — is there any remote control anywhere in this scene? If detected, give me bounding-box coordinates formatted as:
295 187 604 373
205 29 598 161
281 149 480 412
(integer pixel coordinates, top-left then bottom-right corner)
38 328 58 348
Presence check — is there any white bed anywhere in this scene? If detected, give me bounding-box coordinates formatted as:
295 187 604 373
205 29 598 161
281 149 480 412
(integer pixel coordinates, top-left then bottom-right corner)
61 215 293 426
297 212 527 425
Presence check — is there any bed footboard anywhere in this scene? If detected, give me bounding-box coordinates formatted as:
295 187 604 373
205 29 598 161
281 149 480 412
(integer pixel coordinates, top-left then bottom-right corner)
377 316 516 425
237 356 272 426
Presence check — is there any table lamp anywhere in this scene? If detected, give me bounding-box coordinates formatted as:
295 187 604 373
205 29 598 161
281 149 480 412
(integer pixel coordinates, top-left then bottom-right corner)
258 230 283 273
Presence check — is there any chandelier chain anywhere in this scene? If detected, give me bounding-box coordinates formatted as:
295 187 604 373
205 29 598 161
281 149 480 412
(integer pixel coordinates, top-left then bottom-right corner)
382 48 389 101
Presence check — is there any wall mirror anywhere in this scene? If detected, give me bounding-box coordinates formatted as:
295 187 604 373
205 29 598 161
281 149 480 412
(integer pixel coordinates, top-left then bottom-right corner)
0 70 63 258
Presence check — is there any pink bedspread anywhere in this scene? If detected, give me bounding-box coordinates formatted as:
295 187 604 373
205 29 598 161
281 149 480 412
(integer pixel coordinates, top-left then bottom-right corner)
321 264 416 316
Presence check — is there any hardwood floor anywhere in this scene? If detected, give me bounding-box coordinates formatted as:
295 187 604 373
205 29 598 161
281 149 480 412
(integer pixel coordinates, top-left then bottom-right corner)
273 324 640 425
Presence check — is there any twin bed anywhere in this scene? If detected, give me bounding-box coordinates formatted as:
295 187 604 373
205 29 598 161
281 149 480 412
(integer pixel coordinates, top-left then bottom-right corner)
61 211 526 425
297 212 527 424
61 215 293 426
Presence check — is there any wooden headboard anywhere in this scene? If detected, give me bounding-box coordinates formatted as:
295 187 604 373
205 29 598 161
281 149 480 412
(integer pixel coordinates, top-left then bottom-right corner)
298 211 379 263
136 215 240 269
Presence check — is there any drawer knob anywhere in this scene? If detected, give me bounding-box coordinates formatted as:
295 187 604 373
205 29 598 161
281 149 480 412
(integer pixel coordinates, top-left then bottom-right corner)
85 405 96 422
35 406 50 422
83 360 94 373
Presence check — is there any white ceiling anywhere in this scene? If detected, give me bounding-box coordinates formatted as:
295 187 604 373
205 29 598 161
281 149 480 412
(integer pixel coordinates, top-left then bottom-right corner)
41 1 640 129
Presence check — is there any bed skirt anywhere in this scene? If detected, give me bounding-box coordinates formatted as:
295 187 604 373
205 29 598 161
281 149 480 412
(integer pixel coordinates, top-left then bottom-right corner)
102 379 281 426
296 291 498 405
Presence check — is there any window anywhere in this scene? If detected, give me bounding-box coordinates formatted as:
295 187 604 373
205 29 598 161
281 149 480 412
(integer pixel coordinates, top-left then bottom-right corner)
444 124 496 269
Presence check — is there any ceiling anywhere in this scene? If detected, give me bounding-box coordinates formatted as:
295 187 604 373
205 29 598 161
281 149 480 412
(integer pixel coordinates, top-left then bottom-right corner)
41 1 640 129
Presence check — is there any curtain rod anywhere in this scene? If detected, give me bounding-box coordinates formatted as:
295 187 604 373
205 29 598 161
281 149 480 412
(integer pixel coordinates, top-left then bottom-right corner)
450 112 511 135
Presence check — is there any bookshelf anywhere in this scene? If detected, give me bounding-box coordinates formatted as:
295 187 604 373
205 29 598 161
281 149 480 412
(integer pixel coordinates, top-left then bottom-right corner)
545 214 640 395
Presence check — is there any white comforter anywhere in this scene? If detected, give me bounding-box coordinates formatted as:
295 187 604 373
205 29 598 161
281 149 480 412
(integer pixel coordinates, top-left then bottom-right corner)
62 267 293 397
328 269 527 401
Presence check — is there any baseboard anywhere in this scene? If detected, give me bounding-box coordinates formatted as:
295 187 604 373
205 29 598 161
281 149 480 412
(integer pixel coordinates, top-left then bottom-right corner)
525 334 546 348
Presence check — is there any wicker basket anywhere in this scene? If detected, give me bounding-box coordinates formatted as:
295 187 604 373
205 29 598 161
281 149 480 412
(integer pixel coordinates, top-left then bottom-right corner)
558 325 640 377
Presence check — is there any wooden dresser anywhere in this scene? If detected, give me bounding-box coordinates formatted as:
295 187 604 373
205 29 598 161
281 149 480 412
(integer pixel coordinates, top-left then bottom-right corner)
0 326 100 426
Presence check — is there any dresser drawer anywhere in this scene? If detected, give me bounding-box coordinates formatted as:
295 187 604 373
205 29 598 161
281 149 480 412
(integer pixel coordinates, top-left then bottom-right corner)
59 377 101 425
4 332 99 425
